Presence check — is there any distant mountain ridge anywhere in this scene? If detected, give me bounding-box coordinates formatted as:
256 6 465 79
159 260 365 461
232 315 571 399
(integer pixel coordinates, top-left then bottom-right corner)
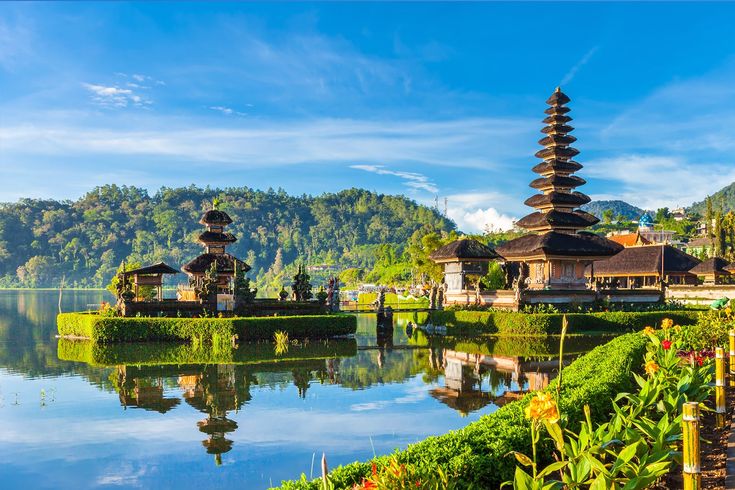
689 182 735 215
581 200 646 221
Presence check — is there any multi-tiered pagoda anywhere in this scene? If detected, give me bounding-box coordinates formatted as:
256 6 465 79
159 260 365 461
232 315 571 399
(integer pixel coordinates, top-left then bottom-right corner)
497 88 622 290
183 208 250 294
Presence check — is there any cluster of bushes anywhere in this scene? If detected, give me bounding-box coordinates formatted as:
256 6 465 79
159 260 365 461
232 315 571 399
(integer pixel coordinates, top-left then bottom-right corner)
428 309 701 335
57 312 357 343
276 333 649 489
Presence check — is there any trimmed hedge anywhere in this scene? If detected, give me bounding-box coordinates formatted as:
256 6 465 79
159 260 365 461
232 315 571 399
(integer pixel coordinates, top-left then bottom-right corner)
58 338 357 366
57 312 357 343
276 333 649 490
428 309 700 335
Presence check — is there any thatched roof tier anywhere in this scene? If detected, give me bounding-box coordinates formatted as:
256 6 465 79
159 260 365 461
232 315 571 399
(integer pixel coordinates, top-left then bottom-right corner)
690 257 731 275
538 134 577 147
530 175 586 190
541 124 575 135
429 238 500 263
534 146 580 160
544 105 571 115
523 191 591 209
198 231 237 244
592 245 700 276
515 210 598 231
200 209 233 226
183 253 251 275
531 160 583 175
546 88 571 105
543 114 572 125
496 231 623 260
122 262 180 276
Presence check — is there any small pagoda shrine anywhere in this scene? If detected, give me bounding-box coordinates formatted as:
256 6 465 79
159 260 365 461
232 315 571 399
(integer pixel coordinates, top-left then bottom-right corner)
182 207 250 298
496 88 622 290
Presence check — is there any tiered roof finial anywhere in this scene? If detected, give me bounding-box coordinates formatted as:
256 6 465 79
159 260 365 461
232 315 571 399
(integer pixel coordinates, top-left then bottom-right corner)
515 88 598 234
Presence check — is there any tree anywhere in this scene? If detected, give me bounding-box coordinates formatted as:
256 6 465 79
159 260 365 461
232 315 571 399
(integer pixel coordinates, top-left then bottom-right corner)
655 207 670 223
17 255 55 287
602 209 614 224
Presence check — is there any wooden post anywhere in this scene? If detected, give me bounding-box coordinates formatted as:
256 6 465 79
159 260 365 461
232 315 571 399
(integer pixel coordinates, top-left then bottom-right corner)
729 330 735 388
682 401 701 490
716 347 726 428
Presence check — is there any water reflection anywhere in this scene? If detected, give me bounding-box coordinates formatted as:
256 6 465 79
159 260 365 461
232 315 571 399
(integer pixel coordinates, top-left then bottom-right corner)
0 291 613 489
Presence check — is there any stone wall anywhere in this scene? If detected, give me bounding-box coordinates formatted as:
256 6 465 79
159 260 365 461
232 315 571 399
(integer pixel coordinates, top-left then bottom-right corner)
666 285 735 306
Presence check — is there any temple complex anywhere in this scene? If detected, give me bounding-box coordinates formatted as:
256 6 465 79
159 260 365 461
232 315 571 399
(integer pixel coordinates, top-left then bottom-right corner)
429 238 499 297
590 244 700 288
182 208 250 299
496 88 622 290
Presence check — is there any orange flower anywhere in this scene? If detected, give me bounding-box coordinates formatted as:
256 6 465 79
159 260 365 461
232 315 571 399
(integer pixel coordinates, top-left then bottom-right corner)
524 392 560 423
645 360 659 377
661 318 673 330
643 326 655 336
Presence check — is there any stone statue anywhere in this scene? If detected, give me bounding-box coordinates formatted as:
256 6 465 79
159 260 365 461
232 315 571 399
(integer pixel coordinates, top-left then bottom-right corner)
291 264 313 301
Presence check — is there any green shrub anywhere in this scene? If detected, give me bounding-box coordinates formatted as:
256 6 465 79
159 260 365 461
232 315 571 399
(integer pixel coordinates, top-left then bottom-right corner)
275 333 648 490
428 310 700 335
57 312 357 343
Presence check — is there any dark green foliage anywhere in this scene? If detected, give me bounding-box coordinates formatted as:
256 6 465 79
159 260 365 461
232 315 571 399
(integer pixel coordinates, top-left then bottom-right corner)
427 309 700 335
276 333 648 490
0 185 454 288
57 337 357 366
57 312 357 343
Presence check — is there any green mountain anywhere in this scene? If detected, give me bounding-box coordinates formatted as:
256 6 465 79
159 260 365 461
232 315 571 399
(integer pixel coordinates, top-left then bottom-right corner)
689 182 735 216
581 200 645 221
0 185 455 288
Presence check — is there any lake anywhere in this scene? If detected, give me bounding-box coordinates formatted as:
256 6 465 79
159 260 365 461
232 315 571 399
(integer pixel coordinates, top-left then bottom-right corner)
0 290 608 489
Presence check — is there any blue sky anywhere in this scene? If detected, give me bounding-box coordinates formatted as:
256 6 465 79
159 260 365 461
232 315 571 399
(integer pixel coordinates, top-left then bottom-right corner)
3 2 735 232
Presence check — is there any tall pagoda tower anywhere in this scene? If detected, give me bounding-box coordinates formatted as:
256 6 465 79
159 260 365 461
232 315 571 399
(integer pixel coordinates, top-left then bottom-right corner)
496 88 622 290
183 207 250 294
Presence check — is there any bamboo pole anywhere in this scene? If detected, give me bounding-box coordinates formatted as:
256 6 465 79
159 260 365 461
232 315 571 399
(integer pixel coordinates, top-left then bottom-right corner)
682 401 701 490
729 330 735 388
716 347 726 428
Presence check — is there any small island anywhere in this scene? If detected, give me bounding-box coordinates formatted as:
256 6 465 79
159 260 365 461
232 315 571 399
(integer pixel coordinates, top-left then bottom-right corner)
57 204 355 343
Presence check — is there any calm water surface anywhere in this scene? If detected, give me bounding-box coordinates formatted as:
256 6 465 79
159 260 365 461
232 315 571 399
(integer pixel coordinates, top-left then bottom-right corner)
0 290 608 489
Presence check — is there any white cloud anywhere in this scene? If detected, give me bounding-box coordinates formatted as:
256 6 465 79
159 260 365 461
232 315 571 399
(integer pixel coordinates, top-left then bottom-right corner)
585 154 735 210
444 191 518 233
350 164 438 193
209 105 247 117
82 83 151 108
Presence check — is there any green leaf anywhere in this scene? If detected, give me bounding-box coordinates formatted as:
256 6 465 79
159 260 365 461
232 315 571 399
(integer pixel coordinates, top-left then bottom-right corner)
537 461 569 479
509 451 534 468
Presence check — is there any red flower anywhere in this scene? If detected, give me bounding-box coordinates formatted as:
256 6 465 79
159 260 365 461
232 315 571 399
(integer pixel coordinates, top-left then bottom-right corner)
371 462 377 477
696 356 704 366
661 339 672 350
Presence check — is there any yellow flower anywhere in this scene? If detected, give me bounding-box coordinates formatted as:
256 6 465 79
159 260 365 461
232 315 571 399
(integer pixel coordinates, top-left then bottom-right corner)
661 318 673 330
643 326 655 336
726 307 732 317
645 360 659 377
524 392 560 423
674 325 682 332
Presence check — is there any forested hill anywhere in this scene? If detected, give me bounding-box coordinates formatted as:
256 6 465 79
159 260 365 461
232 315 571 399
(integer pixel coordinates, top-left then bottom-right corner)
0 185 455 288
689 182 735 215
581 200 645 221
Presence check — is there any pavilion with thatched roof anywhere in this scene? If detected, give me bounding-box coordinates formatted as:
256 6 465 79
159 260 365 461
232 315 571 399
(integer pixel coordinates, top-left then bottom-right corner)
689 257 732 285
590 244 700 288
429 238 500 293
121 262 180 302
496 88 622 290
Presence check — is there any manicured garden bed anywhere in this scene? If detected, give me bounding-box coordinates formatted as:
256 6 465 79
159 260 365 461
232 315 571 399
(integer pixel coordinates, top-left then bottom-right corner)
428 309 701 335
275 332 649 489
57 312 357 343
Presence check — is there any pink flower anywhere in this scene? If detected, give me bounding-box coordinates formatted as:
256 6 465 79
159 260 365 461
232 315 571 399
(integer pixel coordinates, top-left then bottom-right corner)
661 339 672 350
